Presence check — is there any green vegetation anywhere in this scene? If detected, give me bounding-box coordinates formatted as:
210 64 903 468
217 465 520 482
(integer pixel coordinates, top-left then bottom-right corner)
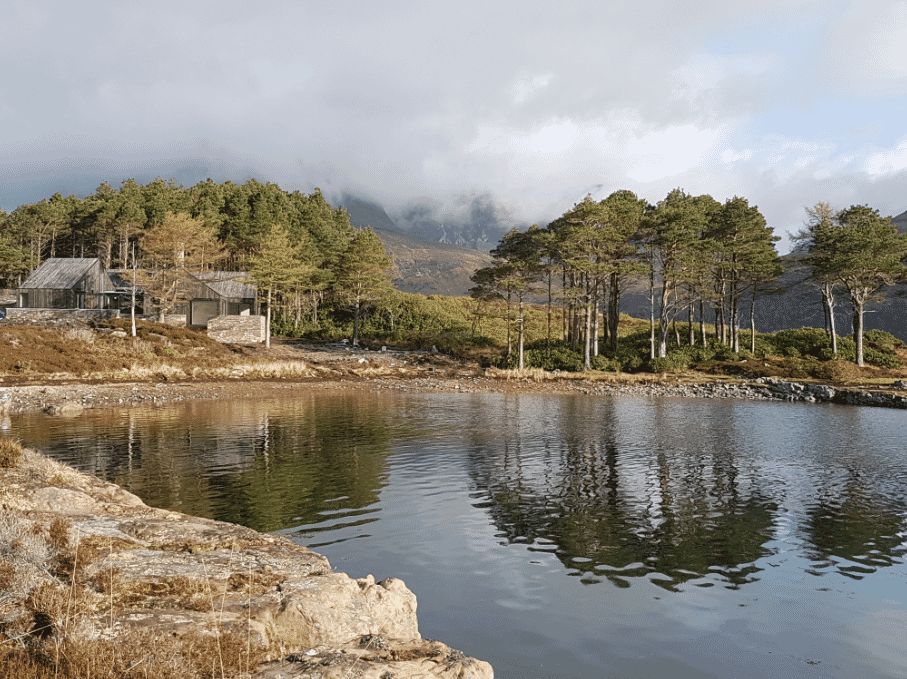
6 179 905 376
469 189 784 371
801 204 907 366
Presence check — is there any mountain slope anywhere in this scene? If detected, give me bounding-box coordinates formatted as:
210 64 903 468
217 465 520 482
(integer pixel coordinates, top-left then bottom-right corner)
340 194 492 296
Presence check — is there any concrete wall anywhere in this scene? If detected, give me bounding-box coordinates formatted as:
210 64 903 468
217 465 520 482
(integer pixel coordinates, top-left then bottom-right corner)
206 314 266 344
6 308 122 322
161 314 187 327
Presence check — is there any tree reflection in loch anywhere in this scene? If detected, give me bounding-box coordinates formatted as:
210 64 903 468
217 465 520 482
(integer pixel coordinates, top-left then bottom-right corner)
464 396 783 590
12 391 907 678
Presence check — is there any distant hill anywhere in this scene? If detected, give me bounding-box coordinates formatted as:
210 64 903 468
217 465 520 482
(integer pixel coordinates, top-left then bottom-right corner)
893 209 907 233
340 194 492 296
340 193 517 252
374 228 493 297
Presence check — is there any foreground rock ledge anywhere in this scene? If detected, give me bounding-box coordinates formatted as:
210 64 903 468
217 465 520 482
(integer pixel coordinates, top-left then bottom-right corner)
1 448 494 679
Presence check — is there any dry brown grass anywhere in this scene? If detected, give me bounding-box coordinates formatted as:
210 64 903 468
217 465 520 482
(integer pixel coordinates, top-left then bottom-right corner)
0 447 273 679
63 328 96 345
19 448 83 486
0 506 266 678
0 439 24 468
0 323 239 380
0 626 266 679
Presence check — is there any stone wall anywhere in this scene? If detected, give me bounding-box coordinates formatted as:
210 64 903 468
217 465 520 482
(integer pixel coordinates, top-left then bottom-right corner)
6 308 121 322
161 314 187 327
206 314 266 344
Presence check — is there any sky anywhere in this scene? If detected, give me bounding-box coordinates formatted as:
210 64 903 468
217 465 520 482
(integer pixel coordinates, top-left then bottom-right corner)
1 0 906 253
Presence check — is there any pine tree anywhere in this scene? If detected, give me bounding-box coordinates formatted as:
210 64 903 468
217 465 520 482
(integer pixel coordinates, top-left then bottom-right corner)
138 212 226 320
249 224 315 348
490 228 544 368
809 205 907 366
334 228 393 346
709 197 779 352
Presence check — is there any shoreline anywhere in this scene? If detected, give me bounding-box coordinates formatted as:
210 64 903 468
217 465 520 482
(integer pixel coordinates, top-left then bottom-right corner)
3 369 907 417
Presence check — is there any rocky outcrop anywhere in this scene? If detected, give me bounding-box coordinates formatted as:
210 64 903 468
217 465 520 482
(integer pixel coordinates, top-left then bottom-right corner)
0 448 494 679
751 376 907 408
565 376 907 409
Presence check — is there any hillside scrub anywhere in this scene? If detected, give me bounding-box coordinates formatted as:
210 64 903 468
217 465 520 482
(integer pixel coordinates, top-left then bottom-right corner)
486 320 906 382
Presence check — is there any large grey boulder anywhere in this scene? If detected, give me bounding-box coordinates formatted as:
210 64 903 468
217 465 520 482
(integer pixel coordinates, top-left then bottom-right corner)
2 448 494 679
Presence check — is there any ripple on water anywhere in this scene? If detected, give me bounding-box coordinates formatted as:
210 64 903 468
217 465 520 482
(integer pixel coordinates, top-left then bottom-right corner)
9 392 907 679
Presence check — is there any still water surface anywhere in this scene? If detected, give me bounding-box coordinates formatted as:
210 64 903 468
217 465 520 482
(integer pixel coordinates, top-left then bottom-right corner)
11 392 907 678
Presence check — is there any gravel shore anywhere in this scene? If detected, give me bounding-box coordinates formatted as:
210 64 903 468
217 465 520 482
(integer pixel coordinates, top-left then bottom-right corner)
2 342 906 416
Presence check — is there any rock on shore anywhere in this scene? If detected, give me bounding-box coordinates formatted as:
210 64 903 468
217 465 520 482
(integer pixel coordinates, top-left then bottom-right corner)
0 448 493 679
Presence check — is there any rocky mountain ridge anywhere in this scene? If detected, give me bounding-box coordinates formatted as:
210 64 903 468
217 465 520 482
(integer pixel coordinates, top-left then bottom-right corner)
340 194 494 296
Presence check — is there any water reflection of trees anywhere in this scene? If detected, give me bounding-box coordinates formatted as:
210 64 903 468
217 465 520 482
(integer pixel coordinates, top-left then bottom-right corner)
21 396 400 533
801 465 907 579
466 396 778 589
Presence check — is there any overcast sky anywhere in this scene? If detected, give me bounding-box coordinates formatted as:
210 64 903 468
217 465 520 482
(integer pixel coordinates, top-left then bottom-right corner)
1 0 906 252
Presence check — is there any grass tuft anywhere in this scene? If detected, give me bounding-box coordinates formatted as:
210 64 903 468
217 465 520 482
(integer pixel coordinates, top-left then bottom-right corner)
0 439 24 468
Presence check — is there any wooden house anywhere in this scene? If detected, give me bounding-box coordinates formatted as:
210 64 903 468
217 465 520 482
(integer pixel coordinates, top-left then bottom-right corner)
17 258 110 310
180 271 259 328
16 258 146 312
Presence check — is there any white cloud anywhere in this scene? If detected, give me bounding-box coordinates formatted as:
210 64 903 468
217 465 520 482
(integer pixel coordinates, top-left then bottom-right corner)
511 73 555 105
864 138 907 176
820 1 907 96
0 0 904 245
626 125 727 183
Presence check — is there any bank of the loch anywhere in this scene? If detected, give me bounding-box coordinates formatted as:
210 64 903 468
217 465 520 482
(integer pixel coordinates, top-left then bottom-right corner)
4 371 906 421
0 442 494 679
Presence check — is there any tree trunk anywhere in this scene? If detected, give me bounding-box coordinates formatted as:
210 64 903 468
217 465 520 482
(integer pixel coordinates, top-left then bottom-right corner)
687 303 695 346
699 300 706 346
749 291 756 354
649 266 656 360
518 299 525 370
609 272 620 354
265 288 273 349
658 279 671 358
130 243 137 338
824 282 837 355
591 282 600 357
505 290 512 356
853 300 864 367
583 292 592 371
562 269 568 342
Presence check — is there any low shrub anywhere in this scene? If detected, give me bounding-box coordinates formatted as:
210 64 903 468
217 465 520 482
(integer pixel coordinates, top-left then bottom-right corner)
497 340 585 372
646 353 692 373
862 345 904 369
712 345 739 361
770 327 831 359
590 355 619 371
863 329 904 348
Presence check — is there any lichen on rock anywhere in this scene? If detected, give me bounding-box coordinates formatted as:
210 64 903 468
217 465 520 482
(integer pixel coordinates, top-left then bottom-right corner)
0 446 494 679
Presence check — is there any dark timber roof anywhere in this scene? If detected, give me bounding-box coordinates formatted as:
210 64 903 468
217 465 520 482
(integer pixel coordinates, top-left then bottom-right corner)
18 258 100 290
193 271 257 299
